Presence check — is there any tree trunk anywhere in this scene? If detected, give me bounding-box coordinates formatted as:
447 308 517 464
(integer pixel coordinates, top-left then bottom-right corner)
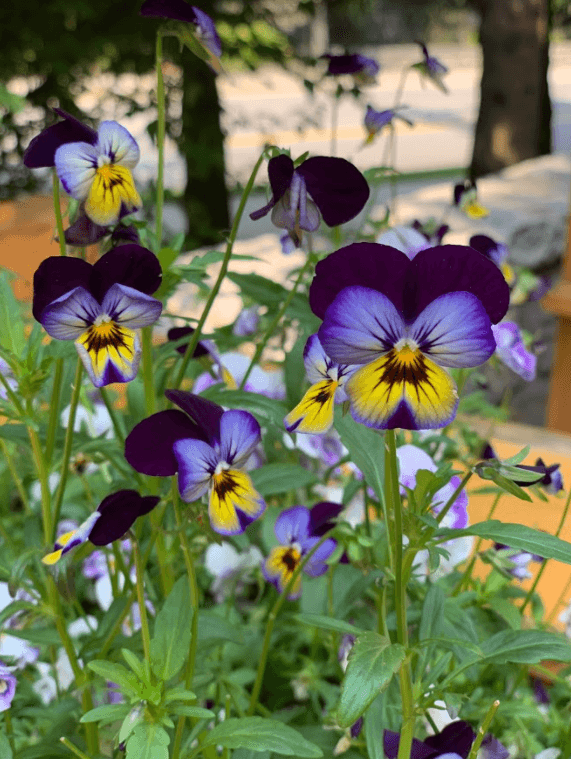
470 0 551 179
179 53 229 249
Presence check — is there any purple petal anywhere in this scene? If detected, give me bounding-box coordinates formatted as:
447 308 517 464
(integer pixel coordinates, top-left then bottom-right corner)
480 735 509 759
409 291 496 368
323 53 379 77
23 108 97 168
100 283 162 329
297 157 369 228
308 501 344 536
41 286 100 340
125 409 205 476
303 333 333 383
191 6 222 57
91 245 162 299
424 721 476 758
89 490 159 546
492 322 536 381
140 0 198 22
396 444 437 489
96 121 140 169
274 506 311 545
111 224 140 246
376 226 429 260
33 256 93 322
364 106 394 133
250 154 294 221
309 242 410 320
173 438 217 502
469 234 508 267
64 213 108 246
55 141 99 199
318 286 405 364
219 410 261 468
165 390 224 444
0 668 16 711
301 536 337 575
167 326 211 357
407 245 509 324
383 731 434 759
432 476 469 529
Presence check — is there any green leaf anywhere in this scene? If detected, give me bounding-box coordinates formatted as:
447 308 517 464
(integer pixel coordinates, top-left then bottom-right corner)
502 445 531 466
163 687 197 703
419 585 445 642
251 464 317 496
80 704 130 724
150 576 193 681
227 272 287 306
126 723 170 759
122 649 148 683
198 611 244 649
337 632 405 727
200 387 286 428
119 704 146 745
168 704 215 719
201 717 322 757
488 471 533 501
0 270 25 356
294 614 364 637
437 521 571 565
0 732 13 759
481 629 571 664
486 597 522 630
334 410 384 503
87 661 141 698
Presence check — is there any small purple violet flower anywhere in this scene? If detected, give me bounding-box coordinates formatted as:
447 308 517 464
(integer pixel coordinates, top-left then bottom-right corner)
364 105 413 144
0 662 16 711
263 504 338 599
250 154 369 247
491 321 536 381
322 53 380 84
233 307 260 337
535 457 564 494
469 234 515 286
494 543 543 580
412 42 449 93
453 180 489 219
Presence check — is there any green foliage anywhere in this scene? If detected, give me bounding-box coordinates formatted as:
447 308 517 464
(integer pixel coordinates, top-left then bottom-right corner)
150 576 193 681
201 717 323 756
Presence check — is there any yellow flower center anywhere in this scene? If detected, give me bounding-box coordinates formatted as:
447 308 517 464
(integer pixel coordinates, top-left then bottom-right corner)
0 679 7 695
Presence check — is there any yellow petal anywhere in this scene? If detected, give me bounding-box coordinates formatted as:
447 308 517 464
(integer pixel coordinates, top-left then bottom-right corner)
85 164 141 226
264 546 303 597
209 469 265 535
42 548 64 566
284 380 338 434
346 346 458 430
463 200 489 219
76 322 139 387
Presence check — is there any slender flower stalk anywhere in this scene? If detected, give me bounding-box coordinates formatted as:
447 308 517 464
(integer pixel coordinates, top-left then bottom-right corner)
99 386 126 445
60 738 93 759
52 169 67 256
247 532 335 716
142 326 156 416
173 149 267 390
239 255 314 390
520 486 571 615
466 700 500 759
28 424 52 544
133 536 152 678
172 484 200 759
155 32 166 251
45 358 64 465
51 359 83 540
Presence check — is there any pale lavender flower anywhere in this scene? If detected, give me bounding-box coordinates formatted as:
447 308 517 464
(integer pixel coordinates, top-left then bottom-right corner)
233 307 260 337
492 321 536 381
376 226 430 260
0 662 16 711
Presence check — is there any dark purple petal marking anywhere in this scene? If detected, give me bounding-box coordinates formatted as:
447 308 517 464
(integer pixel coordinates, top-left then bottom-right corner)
297 156 369 228
165 390 224 444
167 326 210 357
33 256 93 323
407 245 510 324
423 721 476 758
308 501 344 536
64 213 108 246
23 108 97 168
309 242 410 320
140 0 199 23
90 490 159 545
250 154 294 221
383 731 434 759
91 244 162 300
125 409 204 476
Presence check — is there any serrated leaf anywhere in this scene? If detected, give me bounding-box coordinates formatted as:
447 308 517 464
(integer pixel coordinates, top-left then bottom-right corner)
80 704 130 724
126 723 170 759
337 632 405 727
419 585 445 642
201 717 322 757
150 576 193 681
481 629 571 664
251 463 317 496
0 270 25 356
437 521 571 565
294 614 364 637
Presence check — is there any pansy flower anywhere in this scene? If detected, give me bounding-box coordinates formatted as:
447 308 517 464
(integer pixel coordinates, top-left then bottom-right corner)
0 662 16 712
322 53 380 84
33 245 162 387
363 106 413 144
193 351 285 400
536 457 564 494
493 543 543 580
233 306 260 337
140 0 221 72
125 391 266 535
469 234 515 285
284 333 356 434
42 490 160 565
310 242 510 430
384 720 508 759
412 42 449 93
263 504 338 599
453 179 489 219
491 321 536 381
250 154 369 247
376 225 430 260
411 218 449 246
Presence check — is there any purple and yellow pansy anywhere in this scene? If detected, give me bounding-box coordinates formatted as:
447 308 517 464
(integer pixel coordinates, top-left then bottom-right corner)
309 242 510 430
263 503 339 599
125 392 265 535
42 490 160 565
284 333 356 434
33 245 162 388
250 153 369 247
453 179 489 219
363 105 413 145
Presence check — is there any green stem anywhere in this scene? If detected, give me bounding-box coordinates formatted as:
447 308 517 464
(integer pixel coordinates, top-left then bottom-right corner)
247 532 335 717
466 700 500 759
155 32 165 252
142 326 156 416
239 256 313 390
28 425 52 544
521 486 571 615
453 491 502 595
172 149 267 390
4 710 14 754
98 386 125 444
51 359 83 541
45 358 64 465
171 487 200 759
133 536 152 675
60 737 92 759
52 169 67 256
547 571 571 624
0 438 31 513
